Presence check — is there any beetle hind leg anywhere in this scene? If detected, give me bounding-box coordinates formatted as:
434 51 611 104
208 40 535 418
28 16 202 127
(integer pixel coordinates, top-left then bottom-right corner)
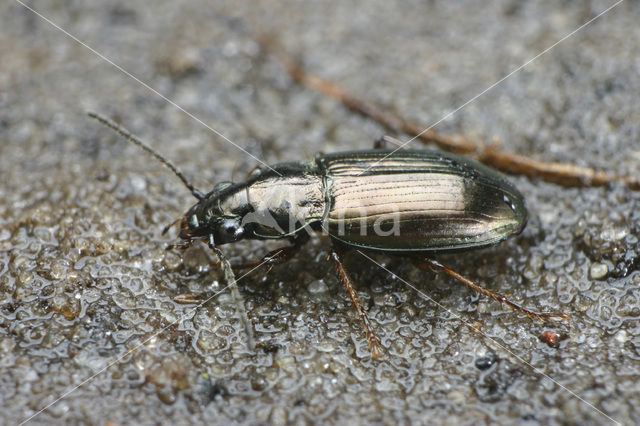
414 257 569 322
330 244 383 359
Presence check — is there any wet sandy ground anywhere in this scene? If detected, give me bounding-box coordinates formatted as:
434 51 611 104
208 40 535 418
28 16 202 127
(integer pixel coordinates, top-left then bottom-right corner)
1 1 639 424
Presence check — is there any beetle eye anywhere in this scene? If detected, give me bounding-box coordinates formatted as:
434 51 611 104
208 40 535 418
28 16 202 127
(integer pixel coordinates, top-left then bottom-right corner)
188 214 199 229
224 224 236 235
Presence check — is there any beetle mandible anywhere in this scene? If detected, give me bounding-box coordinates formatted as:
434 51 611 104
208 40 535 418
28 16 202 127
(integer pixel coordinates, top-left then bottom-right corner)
89 112 567 358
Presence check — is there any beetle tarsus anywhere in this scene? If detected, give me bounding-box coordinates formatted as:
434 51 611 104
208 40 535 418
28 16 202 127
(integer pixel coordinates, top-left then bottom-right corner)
330 244 383 359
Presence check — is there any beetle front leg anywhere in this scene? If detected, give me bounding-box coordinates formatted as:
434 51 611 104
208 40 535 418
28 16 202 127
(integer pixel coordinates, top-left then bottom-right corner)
206 235 256 352
329 244 382 359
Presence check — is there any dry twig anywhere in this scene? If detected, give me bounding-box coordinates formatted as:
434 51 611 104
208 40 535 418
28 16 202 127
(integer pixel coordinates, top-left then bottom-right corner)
261 37 638 189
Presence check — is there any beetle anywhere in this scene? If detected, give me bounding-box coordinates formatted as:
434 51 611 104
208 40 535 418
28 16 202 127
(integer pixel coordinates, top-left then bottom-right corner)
89 112 567 358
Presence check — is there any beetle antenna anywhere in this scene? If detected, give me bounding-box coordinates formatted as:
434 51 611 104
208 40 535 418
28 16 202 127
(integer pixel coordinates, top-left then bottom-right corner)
88 112 205 200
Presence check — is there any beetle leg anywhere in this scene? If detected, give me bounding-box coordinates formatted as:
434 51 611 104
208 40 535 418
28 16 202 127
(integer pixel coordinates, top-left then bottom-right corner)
165 239 195 251
330 244 383 359
206 235 256 353
230 233 310 271
231 244 300 271
414 257 570 322
374 135 405 150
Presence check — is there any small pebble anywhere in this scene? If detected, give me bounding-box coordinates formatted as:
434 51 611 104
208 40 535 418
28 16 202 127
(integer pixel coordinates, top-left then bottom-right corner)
589 262 608 280
615 330 627 344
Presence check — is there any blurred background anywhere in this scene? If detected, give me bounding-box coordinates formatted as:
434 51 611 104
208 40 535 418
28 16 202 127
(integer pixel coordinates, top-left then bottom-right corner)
1 1 639 424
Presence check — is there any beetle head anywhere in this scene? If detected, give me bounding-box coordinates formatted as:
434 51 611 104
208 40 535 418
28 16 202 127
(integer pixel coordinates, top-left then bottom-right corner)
177 182 250 247
178 207 247 246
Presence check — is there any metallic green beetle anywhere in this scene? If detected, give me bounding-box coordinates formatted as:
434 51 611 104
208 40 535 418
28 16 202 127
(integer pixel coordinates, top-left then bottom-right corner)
90 114 564 358
179 149 526 251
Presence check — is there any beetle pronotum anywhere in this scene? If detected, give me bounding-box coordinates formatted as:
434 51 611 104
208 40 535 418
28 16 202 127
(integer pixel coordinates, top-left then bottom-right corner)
89 112 567 358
